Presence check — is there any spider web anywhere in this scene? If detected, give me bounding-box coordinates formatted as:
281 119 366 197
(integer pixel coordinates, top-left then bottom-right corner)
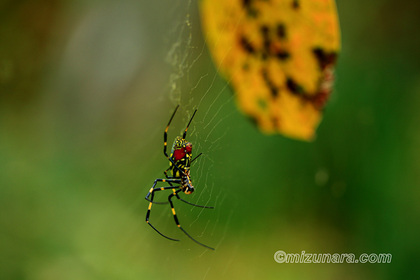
160 0 237 251
126 1 243 273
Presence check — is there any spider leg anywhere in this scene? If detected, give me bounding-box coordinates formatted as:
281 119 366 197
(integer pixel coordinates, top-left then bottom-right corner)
146 185 182 242
164 171 213 208
168 190 215 250
172 189 214 208
146 178 181 205
145 178 182 204
191 152 202 163
163 169 211 208
163 105 179 159
164 168 172 179
182 109 198 139
177 197 214 209
161 106 191 174
151 170 173 204
162 106 197 177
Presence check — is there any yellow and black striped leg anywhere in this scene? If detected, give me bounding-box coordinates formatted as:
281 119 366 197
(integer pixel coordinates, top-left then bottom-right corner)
162 106 187 175
163 174 213 208
163 105 179 158
146 185 181 242
163 168 173 179
145 178 181 204
168 190 215 250
161 105 199 176
182 109 197 139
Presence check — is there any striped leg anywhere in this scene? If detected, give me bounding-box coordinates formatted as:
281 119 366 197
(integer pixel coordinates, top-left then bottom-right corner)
182 109 197 139
145 185 181 241
163 105 179 158
162 105 186 175
164 172 213 209
168 190 214 250
145 178 181 204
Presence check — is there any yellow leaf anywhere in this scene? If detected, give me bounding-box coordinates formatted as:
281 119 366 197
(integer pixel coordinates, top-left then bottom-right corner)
200 0 341 141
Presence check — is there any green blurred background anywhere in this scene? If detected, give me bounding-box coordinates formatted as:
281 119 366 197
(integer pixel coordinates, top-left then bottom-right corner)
1 0 419 279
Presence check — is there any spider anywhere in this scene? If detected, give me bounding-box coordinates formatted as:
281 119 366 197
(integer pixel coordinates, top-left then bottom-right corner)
145 105 214 250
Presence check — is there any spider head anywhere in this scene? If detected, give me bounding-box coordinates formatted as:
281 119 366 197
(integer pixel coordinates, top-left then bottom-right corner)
171 136 193 165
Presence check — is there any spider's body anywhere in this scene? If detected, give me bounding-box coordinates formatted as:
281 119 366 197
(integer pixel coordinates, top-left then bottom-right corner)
168 136 194 194
169 137 192 177
145 106 213 250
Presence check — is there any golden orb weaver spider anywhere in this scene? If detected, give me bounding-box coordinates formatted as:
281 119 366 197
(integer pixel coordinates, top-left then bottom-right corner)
145 105 214 250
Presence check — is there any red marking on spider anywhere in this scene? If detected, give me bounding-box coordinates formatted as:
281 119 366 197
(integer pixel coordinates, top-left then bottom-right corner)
185 143 192 153
173 149 186 161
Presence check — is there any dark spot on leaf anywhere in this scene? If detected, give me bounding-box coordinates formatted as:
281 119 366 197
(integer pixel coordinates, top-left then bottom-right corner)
242 0 251 7
260 25 271 53
311 90 330 110
286 78 304 95
262 68 279 97
240 36 256 54
312 47 337 70
292 0 300 9
259 25 274 60
260 25 269 36
242 0 259 17
275 50 290 60
276 23 287 39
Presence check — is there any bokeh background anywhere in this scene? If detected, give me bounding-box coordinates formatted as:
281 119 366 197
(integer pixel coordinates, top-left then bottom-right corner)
1 0 419 279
